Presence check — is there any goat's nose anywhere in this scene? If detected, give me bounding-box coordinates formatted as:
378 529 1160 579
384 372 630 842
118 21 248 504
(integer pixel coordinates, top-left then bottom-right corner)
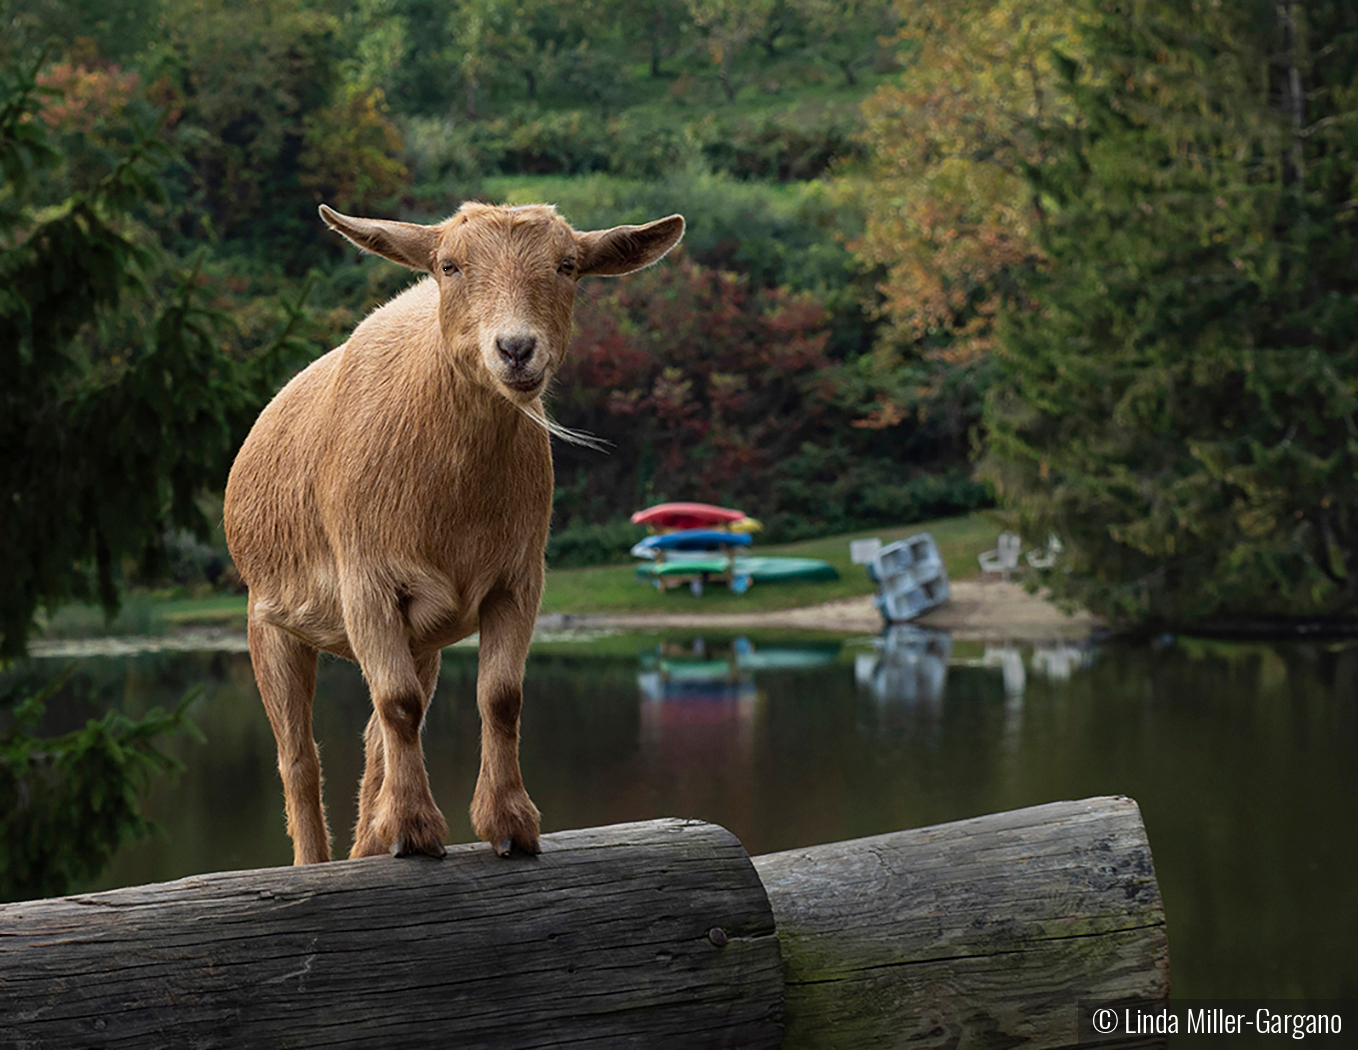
496 334 537 366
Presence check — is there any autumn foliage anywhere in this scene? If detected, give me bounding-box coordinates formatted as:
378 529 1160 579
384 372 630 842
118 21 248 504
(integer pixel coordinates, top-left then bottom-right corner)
35 62 140 133
550 253 987 539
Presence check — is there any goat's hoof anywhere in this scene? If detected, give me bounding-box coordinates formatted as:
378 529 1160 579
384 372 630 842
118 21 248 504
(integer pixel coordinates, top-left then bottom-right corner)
391 838 447 859
492 835 539 857
372 803 449 859
472 789 541 857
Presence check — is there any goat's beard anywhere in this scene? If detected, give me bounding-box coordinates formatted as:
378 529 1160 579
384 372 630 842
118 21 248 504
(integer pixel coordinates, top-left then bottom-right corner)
514 398 610 451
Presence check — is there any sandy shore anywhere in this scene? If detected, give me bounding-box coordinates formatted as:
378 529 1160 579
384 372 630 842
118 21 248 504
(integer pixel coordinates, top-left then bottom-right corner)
28 579 1100 658
561 578 1100 642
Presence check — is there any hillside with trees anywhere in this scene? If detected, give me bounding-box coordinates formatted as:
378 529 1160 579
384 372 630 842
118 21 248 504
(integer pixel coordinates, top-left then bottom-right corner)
853 0 1357 629
2 0 1355 655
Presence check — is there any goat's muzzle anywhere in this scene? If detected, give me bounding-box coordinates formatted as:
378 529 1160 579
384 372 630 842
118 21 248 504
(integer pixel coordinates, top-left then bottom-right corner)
503 373 545 395
496 334 537 366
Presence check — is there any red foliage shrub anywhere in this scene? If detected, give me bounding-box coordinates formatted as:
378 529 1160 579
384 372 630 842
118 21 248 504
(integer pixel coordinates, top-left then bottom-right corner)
550 252 842 518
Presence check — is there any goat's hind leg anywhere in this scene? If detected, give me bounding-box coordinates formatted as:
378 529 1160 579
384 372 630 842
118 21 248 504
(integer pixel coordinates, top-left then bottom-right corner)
249 615 329 865
470 590 541 857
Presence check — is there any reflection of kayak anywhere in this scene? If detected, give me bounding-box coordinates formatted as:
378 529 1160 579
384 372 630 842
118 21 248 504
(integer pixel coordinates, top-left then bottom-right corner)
736 648 837 671
650 649 837 677
635 556 839 583
631 502 746 530
657 659 740 680
630 529 752 559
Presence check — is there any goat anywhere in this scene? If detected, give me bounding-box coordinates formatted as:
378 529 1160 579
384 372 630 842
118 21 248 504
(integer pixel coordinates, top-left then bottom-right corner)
223 201 685 864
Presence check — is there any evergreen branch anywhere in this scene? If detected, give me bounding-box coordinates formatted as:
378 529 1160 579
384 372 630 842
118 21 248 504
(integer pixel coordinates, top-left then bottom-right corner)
1298 111 1358 138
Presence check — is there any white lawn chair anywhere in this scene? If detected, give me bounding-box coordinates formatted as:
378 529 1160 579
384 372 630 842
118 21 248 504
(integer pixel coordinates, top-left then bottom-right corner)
1025 534 1064 569
977 531 1022 579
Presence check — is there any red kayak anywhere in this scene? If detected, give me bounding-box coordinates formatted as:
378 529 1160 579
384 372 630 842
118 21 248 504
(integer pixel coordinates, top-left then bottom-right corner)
631 502 746 531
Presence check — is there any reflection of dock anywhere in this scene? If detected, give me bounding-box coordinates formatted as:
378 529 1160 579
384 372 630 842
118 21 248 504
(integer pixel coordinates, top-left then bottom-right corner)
854 626 952 705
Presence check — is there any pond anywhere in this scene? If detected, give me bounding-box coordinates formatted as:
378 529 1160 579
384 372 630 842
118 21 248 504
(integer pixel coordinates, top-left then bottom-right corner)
15 629 1358 1001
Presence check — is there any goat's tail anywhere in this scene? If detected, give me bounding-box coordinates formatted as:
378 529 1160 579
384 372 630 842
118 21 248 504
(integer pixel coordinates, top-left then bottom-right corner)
517 403 611 452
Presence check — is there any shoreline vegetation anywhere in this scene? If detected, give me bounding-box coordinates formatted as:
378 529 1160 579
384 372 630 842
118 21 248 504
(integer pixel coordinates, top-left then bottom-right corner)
29 514 1104 651
13 511 1165 655
29 507 1356 657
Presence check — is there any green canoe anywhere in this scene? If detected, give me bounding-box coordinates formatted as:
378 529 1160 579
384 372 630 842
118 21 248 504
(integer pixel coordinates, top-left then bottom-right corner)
635 556 839 584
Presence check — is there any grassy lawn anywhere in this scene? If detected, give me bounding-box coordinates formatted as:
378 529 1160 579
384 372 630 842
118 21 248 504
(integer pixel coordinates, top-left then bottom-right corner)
37 514 999 637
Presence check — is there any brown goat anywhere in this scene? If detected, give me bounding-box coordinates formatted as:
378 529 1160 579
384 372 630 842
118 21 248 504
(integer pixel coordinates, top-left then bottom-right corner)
223 201 684 864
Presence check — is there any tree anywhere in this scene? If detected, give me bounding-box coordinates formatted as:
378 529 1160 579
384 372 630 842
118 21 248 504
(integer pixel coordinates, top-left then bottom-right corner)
979 0 1358 627
0 52 308 902
1 668 197 902
848 0 1087 463
0 54 308 659
2 0 163 66
613 0 692 79
158 0 408 266
785 0 898 86
685 0 775 101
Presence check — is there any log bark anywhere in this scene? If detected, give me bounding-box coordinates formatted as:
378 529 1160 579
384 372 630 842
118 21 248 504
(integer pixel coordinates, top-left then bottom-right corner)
0 819 783 1050
753 796 1169 1050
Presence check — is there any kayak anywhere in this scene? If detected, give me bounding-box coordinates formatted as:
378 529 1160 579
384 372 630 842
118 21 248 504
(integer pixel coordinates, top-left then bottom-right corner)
635 556 839 584
631 502 746 531
630 529 753 559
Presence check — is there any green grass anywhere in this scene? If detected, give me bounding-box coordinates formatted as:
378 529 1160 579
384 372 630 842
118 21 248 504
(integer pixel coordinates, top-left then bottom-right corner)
540 512 996 615
159 594 251 626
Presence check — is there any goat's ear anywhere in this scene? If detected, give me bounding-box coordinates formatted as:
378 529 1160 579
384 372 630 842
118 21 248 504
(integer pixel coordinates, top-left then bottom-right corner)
577 214 685 277
319 204 439 272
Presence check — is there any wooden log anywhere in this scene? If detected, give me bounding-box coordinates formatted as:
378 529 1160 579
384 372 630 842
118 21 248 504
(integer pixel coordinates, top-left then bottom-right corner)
752 796 1170 1050
2 799 1169 1050
0 819 783 1050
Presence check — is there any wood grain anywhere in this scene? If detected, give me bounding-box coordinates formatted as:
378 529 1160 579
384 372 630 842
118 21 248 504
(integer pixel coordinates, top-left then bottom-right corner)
753 796 1170 1050
0 819 783 1050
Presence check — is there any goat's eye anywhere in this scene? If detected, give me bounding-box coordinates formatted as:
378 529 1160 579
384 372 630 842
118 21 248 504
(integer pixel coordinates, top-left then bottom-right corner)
441 261 459 275
558 258 576 276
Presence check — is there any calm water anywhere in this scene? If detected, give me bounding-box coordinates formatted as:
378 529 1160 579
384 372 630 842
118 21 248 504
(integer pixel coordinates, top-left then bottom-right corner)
16 630 1358 1000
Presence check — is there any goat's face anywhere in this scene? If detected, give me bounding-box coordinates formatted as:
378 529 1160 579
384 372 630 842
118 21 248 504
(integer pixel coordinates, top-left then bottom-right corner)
436 205 581 400
319 202 685 405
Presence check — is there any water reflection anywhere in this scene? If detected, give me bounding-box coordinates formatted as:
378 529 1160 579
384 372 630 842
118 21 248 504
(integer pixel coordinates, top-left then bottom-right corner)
637 637 838 702
854 626 952 707
7 631 1357 1001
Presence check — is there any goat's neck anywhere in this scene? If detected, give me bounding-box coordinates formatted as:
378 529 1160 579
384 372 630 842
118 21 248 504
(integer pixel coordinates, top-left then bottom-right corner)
428 341 543 455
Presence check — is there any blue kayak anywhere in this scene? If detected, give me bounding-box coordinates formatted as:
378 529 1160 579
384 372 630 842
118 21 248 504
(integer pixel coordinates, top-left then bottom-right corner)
630 529 752 560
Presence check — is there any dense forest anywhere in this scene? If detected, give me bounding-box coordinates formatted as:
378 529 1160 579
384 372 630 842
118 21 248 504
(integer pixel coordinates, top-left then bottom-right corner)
2 0 1356 653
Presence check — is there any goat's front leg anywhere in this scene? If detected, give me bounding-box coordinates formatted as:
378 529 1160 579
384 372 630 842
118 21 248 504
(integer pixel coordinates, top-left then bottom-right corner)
351 649 441 859
343 580 448 859
470 588 541 857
